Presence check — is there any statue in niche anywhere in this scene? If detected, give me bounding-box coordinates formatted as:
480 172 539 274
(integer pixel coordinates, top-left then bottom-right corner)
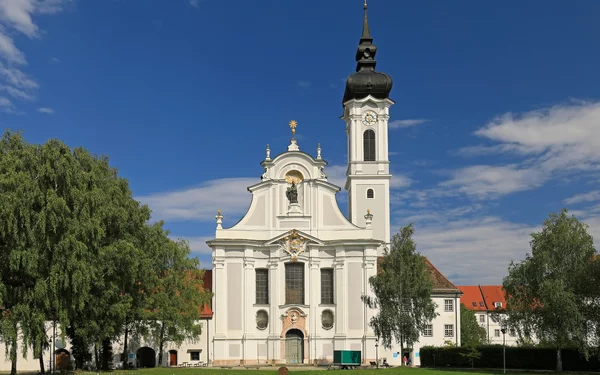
286 181 298 204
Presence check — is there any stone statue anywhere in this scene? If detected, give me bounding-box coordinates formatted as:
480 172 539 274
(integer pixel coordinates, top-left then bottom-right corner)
286 182 298 203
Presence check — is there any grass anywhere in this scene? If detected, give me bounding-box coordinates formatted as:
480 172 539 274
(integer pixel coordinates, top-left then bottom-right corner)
3 367 589 375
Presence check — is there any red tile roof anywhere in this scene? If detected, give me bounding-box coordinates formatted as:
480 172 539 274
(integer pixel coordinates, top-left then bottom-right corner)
480 285 507 311
199 270 213 318
458 285 487 311
377 256 461 294
458 285 508 312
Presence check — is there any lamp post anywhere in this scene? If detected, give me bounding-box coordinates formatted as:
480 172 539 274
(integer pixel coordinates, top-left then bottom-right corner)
501 328 506 374
375 338 379 369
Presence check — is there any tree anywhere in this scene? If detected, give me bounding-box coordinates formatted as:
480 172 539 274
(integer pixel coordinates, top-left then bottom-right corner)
145 229 212 367
459 345 481 368
460 303 486 346
503 209 597 372
362 224 438 356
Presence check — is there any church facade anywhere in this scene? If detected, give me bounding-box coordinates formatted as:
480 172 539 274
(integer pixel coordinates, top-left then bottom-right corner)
207 3 461 367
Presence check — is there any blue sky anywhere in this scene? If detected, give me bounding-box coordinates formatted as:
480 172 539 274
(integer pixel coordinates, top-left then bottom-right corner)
2 0 600 285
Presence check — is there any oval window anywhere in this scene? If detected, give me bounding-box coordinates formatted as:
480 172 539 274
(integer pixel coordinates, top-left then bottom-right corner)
256 310 269 330
322 310 334 330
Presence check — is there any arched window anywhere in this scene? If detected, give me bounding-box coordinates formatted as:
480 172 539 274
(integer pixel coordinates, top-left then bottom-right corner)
367 189 374 199
363 129 376 161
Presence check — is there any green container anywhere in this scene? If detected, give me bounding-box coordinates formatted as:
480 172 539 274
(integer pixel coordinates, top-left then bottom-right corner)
334 350 361 365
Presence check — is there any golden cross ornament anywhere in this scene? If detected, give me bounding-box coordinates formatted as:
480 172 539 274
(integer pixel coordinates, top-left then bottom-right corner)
289 120 297 135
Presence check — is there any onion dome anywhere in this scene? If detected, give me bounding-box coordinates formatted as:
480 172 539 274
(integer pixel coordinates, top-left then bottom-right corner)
342 1 393 105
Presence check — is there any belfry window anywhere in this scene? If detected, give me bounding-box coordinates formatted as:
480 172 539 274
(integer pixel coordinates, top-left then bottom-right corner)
285 263 305 305
363 129 376 161
367 189 374 199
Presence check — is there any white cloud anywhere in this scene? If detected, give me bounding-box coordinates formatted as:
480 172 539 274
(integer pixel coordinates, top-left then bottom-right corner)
391 175 412 189
441 164 548 199
37 106 53 114
0 95 14 112
564 190 600 205
0 83 34 100
189 0 202 7
0 31 26 64
297 80 311 88
50 56 59 63
446 101 600 199
174 235 213 255
0 0 38 38
406 215 537 285
389 119 429 129
136 178 256 223
0 0 68 113
324 164 347 190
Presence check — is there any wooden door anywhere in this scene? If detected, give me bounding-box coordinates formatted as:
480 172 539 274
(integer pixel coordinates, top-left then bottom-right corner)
169 352 177 366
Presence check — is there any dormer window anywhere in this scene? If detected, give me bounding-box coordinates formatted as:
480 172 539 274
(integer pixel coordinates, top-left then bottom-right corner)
367 189 374 199
494 302 503 308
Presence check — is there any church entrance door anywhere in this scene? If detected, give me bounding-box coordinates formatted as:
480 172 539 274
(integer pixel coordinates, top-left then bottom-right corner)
285 329 304 364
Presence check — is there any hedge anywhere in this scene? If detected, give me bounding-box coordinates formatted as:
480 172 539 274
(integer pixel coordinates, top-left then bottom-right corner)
419 345 600 372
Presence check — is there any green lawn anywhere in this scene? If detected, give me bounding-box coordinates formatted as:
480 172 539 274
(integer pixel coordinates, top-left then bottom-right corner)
3 367 595 375
26 367 586 375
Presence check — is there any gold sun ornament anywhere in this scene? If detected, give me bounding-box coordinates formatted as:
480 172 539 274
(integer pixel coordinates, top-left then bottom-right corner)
289 120 298 135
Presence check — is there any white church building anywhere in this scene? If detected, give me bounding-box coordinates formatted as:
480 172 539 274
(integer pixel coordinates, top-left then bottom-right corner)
207 2 461 368
1 3 462 372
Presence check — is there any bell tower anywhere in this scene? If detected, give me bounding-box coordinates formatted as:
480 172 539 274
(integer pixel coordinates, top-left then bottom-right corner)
342 1 394 244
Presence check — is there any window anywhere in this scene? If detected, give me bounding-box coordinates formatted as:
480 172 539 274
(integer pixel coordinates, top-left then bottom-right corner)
256 310 269 330
367 189 374 199
423 325 433 337
255 269 269 304
363 129 376 161
472 302 477 307
285 263 304 305
479 302 485 307
190 351 200 361
444 324 454 337
321 269 334 304
444 299 454 312
479 315 485 323
322 310 334 329
495 329 500 337
494 302 503 308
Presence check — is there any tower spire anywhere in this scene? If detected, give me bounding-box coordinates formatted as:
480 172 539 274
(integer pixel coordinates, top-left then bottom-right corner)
362 0 371 41
343 0 392 105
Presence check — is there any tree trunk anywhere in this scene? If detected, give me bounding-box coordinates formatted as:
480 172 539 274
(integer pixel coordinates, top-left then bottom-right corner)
101 338 112 371
556 348 562 372
122 323 129 370
94 343 100 371
38 339 46 374
10 336 17 375
158 322 166 367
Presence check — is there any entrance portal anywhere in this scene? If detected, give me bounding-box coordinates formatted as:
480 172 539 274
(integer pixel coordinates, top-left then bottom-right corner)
285 329 304 364
136 347 156 368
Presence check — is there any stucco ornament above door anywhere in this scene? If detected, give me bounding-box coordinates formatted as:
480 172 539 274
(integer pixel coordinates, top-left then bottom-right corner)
279 229 307 261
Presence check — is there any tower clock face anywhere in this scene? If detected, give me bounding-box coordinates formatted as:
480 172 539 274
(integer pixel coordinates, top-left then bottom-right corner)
362 111 378 126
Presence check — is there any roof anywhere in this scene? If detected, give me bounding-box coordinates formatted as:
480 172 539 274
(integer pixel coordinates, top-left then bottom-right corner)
377 256 461 294
458 285 508 312
457 285 487 311
199 270 213 318
480 285 507 311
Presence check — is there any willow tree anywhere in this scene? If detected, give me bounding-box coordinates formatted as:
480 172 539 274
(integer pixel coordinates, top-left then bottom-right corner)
362 224 437 357
503 209 597 372
0 130 156 371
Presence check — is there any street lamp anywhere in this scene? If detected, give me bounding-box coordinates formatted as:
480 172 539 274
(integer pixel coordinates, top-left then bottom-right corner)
501 327 507 374
375 338 379 369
